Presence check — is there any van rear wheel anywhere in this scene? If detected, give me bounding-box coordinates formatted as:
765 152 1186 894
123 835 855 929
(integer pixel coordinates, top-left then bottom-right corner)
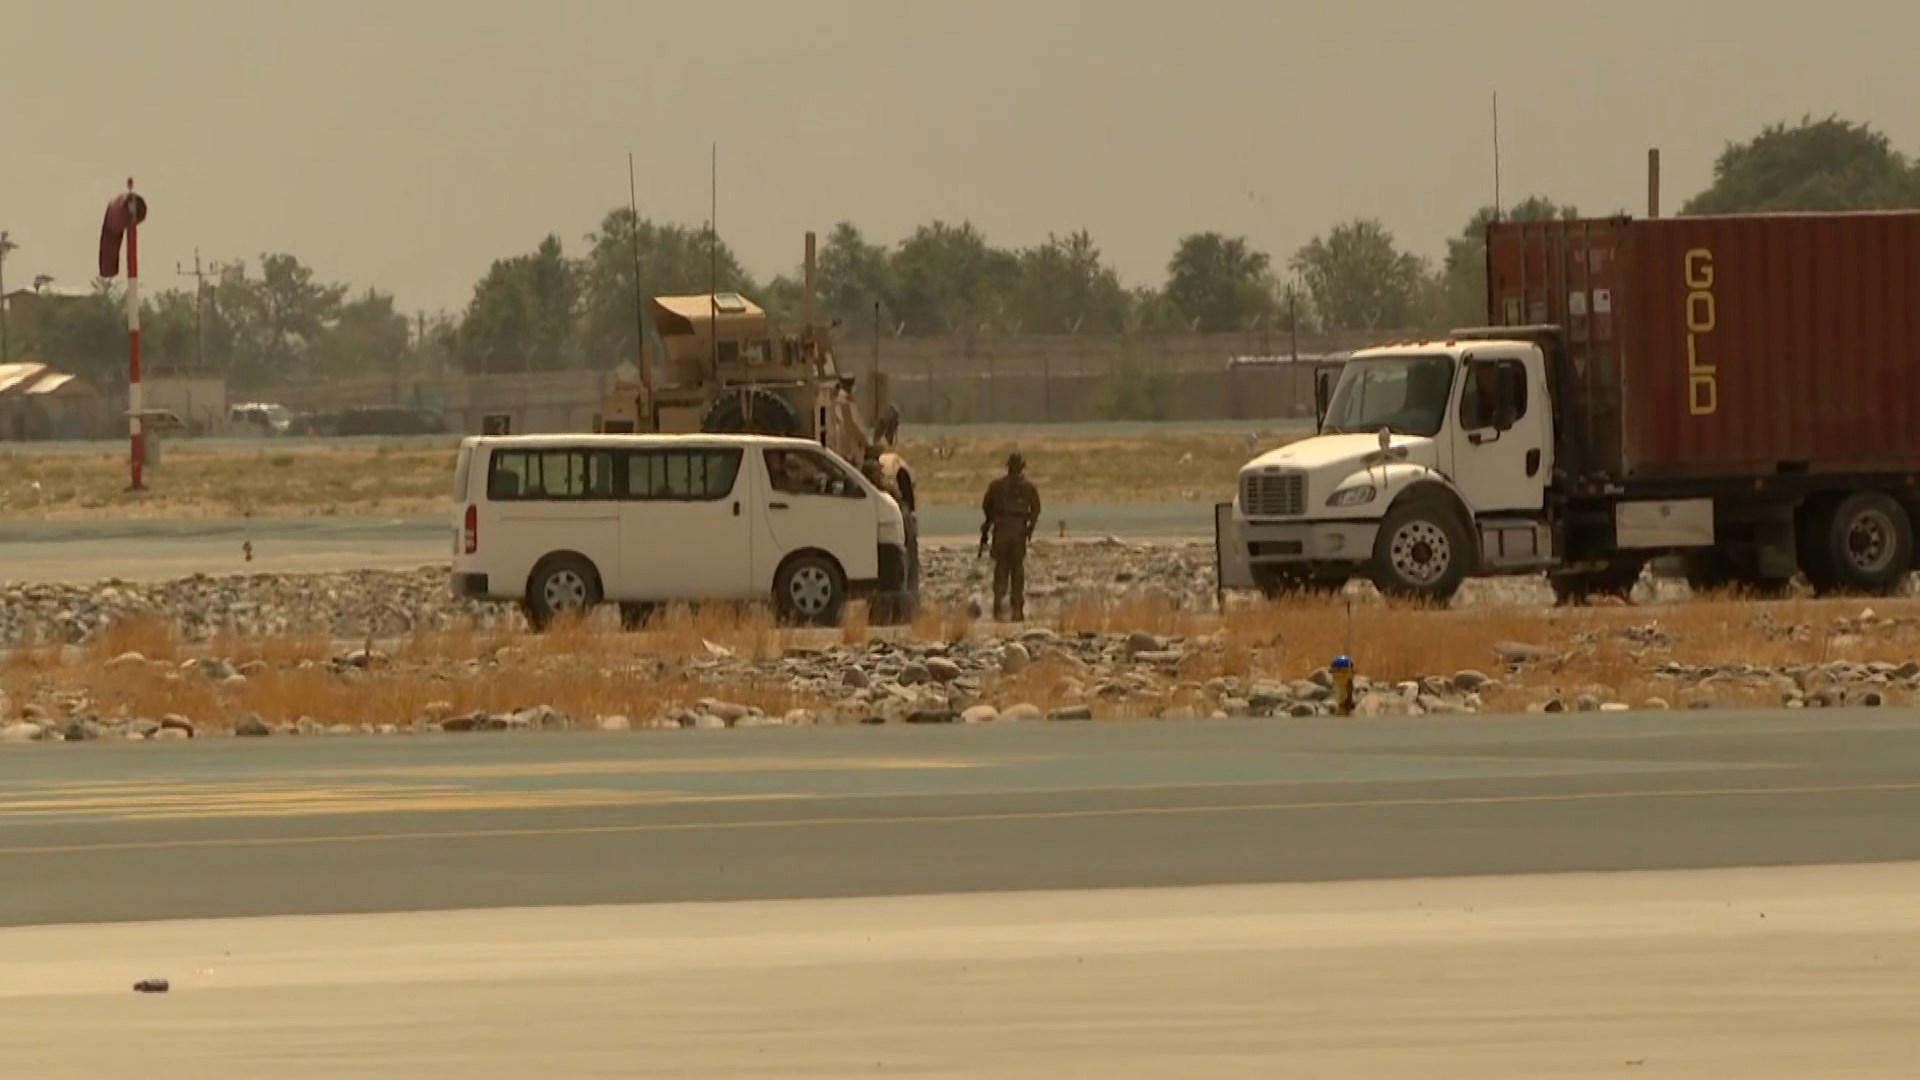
775 553 846 627
526 554 601 632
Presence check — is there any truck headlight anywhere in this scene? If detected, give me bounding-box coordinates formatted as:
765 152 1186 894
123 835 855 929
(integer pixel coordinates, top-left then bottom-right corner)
1326 485 1377 508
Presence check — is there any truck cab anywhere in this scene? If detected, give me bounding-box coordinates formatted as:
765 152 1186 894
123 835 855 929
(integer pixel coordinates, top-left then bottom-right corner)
1226 337 1561 602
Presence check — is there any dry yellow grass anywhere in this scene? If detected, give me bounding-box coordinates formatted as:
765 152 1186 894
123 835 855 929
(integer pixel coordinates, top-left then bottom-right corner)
8 591 1916 729
82 613 183 666
0 430 1308 522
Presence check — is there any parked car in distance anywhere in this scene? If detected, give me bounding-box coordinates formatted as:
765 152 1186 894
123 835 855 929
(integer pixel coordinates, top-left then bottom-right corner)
298 406 447 437
228 401 294 436
449 432 912 629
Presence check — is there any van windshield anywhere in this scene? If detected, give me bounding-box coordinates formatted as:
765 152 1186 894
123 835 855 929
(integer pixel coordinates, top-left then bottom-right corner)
1321 355 1456 438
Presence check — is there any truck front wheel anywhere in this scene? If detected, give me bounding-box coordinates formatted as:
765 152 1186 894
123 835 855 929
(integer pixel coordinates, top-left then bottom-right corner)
1369 499 1470 605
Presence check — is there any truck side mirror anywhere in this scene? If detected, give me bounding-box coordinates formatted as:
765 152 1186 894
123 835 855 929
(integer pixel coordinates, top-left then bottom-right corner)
1493 368 1519 432
1313 369 1335 432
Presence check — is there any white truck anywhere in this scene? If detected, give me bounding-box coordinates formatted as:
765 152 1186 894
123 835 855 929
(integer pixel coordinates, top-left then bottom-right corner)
1216 211 1920 607
1216 335 1568 604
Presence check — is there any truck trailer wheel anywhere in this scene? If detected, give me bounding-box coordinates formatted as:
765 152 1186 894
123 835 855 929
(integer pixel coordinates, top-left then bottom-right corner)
1369 499 1470 605
1814 491 1914 596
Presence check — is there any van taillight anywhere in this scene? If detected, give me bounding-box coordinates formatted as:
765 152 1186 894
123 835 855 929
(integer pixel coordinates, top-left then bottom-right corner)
463 504 477 554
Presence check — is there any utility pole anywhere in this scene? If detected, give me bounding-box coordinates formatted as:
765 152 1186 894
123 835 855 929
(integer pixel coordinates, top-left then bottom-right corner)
175 248 229 372
0 230 15 361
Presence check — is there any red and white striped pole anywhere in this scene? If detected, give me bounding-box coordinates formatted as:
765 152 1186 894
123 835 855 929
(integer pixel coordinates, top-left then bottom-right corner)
126 176 143 491
98 179 148 489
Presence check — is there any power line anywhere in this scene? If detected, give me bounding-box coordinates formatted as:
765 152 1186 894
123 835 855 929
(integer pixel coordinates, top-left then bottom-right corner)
175 248 232 372
0 230 16 361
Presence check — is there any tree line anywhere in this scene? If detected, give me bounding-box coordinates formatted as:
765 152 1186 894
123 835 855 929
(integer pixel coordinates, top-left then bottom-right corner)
8 115 1920 389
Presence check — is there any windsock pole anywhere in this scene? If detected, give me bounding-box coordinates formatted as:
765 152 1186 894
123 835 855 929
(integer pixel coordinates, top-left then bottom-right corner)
126 177 144 491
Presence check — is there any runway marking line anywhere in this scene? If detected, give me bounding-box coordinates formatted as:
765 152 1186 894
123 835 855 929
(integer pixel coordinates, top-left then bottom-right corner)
0 779 812 822
3 778 1919 858
0 762 1787 823
340 757 980 780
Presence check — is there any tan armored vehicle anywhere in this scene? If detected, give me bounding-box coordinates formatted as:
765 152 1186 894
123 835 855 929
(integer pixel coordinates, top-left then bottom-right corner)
593 231 919 619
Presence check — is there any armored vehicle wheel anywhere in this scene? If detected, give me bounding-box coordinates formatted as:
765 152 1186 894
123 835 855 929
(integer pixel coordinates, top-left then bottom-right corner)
701 387 803 437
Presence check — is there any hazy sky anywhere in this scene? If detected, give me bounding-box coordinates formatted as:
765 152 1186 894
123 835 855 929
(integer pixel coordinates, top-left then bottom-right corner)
5 0 1917 317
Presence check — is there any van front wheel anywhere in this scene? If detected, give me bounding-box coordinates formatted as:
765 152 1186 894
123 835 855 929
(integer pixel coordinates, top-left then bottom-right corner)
775 554 846 627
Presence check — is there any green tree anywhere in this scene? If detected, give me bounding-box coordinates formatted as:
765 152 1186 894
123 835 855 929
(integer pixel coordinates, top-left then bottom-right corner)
1163 232 1275 332
886 220 1020 335
1438 197 1579 327
1122 286 1181 334
139 289 204 372
814 222 894 331
216 254 348 383
755 273 806 326
1683 116 1920 214
13 281 126 384
1289 219 1428 332
575 209 756 369
310 288 412 378
1009 229 1130 334
454 235 581 374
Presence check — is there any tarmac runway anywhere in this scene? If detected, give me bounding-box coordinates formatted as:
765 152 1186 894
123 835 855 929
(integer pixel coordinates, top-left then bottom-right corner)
3 709 1919 1076
6 708 1920 927
6 864 1920 1079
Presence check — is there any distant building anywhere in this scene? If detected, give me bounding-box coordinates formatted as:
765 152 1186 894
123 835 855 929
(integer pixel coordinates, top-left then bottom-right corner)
2 282 97 316
0 360 107 440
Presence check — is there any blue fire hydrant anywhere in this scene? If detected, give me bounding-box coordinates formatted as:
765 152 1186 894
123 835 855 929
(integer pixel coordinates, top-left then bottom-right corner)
1331 654 1355 716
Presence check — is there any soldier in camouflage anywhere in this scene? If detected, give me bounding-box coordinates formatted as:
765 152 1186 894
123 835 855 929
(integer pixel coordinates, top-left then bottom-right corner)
979 451 1042 621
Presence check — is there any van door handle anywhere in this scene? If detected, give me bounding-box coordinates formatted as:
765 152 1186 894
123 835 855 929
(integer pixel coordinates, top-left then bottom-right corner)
769 502 789 510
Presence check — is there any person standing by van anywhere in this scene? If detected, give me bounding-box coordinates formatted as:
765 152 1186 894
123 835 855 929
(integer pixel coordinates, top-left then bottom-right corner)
864 448 920 596
979 451 1041 621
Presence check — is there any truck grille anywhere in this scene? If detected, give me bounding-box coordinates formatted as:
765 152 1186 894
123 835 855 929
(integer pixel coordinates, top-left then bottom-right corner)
1241 471 1306 517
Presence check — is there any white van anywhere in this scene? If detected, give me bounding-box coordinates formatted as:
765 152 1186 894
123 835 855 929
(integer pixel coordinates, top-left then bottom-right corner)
449 433 912 629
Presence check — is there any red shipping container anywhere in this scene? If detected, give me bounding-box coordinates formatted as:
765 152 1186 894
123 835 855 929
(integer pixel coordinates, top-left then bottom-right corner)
1485 211 1920 482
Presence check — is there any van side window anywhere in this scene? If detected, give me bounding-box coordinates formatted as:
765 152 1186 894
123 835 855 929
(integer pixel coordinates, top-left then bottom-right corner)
623 448 742 501
763 448 865 499
487 448 615 501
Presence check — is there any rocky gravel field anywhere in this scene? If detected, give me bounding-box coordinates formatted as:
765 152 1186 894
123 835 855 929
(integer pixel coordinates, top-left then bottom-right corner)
2 540 1916 742
0 537 1662 649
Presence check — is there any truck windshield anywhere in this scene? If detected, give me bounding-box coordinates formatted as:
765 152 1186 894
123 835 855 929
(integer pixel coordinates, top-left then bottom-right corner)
1321 355 1456 438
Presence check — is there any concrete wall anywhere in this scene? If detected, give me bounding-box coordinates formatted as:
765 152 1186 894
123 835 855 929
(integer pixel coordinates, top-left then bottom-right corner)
251 328 1412 432
143 376 229 435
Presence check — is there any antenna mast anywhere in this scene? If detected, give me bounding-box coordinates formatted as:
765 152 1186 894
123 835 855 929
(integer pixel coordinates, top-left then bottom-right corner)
626 153 651 404
709 142 719 387
1491 92 1503 220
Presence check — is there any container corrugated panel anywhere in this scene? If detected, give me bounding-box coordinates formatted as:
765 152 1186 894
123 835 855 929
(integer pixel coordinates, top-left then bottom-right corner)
1487 211 1920 482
